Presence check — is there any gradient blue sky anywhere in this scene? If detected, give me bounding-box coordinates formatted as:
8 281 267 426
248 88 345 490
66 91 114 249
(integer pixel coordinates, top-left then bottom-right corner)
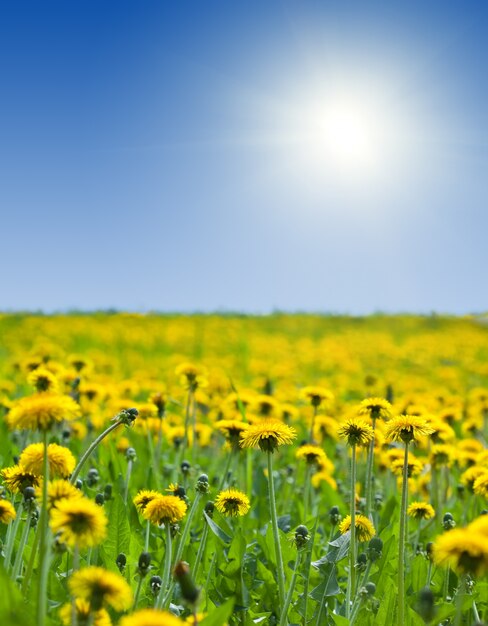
1 1 487 314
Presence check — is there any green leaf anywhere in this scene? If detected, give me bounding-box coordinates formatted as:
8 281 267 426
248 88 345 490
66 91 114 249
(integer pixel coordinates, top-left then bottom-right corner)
310 562 341 600
204 511 232 544
99 495 131 570
199 597 235 626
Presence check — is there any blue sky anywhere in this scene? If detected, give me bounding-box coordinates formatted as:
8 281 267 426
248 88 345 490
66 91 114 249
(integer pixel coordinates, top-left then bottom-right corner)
1 1 487 314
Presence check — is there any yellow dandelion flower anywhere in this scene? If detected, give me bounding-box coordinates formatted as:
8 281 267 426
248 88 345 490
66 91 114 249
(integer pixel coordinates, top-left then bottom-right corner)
313 415 340 442
27 367 59 393
69 566 132 611
311 471 337 490
473 471 488 498
338 514 376 542
407 502 435 520
38 479 83 510
143 495 188 526
214 488 250 517
215 419 249 445
0 499 16 524
390 456 424 477
337 419 374 447
358 397 392 420
133 489 161 514
19 443 76 478
119 608 183 626
59 599 111 626
461 466 488 491
50 496 108 548
295 444 328 466
7 392 81 431
1 465 40 493
385 415 435 444
239 420 297 453
433 528 488 576
299 386 334 408
430 444 457 468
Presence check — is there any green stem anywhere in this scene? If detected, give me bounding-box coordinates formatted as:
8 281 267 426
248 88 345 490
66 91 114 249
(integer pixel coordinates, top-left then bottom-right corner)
365 417 377 518
21 520 41 595
302 511 319 626
454 575 465 626
123 459 133 503
268 451 286 612
163 491 202 607
70 421 122 484
133 575 143 610
4 501 23 571
443 565 450 601
144 520 151 553
346 444 357 619
303 466 311 521
37 431 50 626
350 561 372 623
279 550 303 626
398 442 409 626
193 524 209 581
182 389 193 458
309 405 318 442
157 524 173 609
11 507 33 581
218 451 235 492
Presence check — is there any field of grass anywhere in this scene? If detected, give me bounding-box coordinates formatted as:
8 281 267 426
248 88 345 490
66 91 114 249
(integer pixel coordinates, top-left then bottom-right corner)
1 313 488 626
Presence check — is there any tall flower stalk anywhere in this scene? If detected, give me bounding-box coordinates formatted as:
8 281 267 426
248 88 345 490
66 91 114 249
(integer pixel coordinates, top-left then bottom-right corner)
337 417 374 619
385 414 434 626
240 419 297 616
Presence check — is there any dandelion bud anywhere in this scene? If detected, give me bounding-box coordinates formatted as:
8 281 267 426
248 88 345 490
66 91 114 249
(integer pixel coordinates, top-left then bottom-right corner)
356 553 368 572
293 525 310 549
442 512 456 530
150 575 162 596
116 552 127 572
118 407 138 426
75 479 83 490
365 582 376 596
125 447 137 462
417 587 435 623
104 484 113 500
367 537 383 562
138 552 151 576
425 542 434 561
329 505 341 526
196 474 210 494
95 493 105 506
173 561 200 605
181 461 191 475
23 486 36 503
86 468 99 487
204 501 215 519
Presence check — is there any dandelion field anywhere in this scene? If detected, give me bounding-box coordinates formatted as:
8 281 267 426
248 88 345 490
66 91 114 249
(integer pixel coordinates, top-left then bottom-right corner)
1 312 488 626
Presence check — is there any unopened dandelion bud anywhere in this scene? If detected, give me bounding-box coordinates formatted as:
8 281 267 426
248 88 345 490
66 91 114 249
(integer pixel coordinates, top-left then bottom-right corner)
365 582 376 596
425 542 434 561
138 551 151 576
196 474 210 493
356 553 368 572
75 479 83 490
417 587 435 623
95 493 105 506
118 407 138 426
367 537 383 562
23 486 36 503
116 552 127 572
359 585 369 598
204 501 215 519
181 460 191 475
294 525 310 549
150 575 162 596
104 484 113 500
173 561 200 605
125 447 137 462
442 512 456 530
86 468 99 487
329 505 341 525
